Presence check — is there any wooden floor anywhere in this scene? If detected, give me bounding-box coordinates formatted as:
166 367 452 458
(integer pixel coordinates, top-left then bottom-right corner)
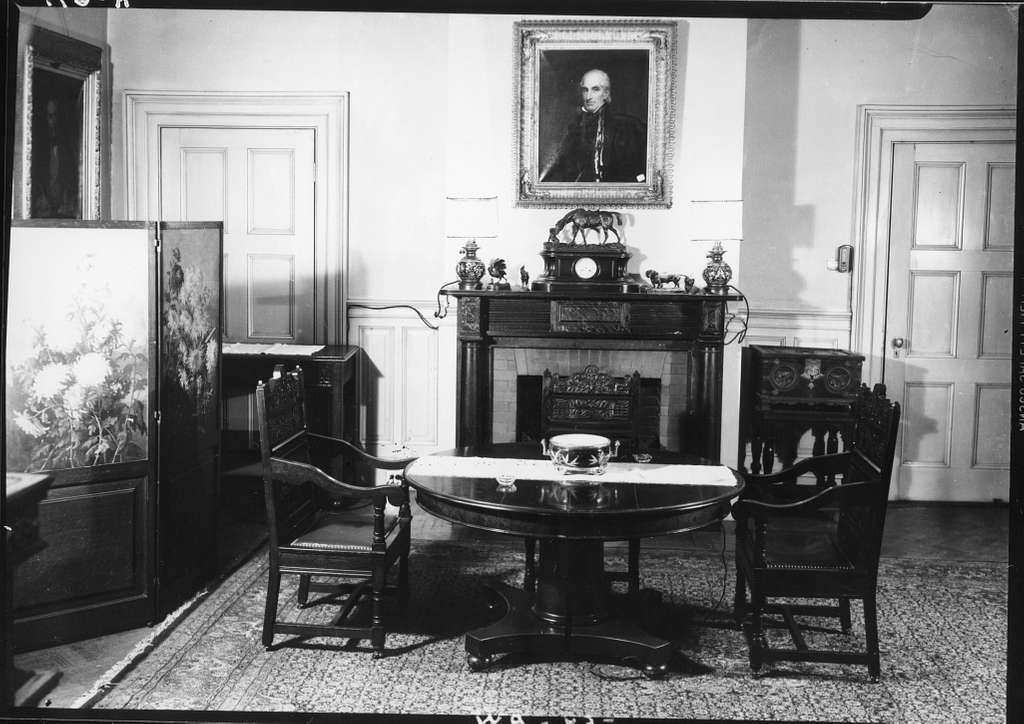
13 496 1009 709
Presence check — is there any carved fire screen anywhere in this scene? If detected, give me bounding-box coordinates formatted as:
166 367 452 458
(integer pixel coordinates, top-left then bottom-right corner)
541 365 641 452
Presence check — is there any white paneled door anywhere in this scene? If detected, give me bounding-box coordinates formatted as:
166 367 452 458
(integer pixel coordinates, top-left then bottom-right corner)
159 127 317 343
885 140 1014 501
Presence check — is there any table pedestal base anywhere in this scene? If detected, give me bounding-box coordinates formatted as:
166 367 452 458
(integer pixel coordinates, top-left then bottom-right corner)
465 539 671 677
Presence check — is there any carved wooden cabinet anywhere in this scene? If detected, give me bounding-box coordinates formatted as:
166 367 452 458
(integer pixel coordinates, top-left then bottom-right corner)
738 345 865 476
221 345 360 455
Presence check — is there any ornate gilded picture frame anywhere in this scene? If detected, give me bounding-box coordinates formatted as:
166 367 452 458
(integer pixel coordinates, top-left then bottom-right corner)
514 20 676 208
20 27 104 219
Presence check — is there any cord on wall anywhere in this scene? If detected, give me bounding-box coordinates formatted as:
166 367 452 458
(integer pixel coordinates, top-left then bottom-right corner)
346 303 441 331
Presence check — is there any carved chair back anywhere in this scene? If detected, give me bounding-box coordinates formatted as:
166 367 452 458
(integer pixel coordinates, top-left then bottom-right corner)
835 383 901 569
256 365 318 548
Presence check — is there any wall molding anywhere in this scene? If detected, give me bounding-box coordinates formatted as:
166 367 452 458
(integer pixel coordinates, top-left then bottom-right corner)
744 306 851 350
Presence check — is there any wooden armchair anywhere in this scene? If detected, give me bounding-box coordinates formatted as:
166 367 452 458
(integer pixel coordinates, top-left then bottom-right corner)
256 365 417 657
731 383 900 680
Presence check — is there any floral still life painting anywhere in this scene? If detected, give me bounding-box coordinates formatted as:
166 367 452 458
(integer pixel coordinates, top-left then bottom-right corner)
5 227 150 473
161 240 220 456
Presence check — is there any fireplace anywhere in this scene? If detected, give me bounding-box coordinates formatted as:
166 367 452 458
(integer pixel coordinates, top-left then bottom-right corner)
494 348 688 451
448 289 741 463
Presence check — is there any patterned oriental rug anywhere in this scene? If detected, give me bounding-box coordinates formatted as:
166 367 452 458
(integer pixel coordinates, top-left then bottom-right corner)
83 540 1006 722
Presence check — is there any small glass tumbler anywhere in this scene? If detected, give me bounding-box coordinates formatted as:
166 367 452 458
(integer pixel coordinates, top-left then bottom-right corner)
495 472 517 492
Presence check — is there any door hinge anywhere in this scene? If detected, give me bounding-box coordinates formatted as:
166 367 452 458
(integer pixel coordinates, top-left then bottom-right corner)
154 410 162 426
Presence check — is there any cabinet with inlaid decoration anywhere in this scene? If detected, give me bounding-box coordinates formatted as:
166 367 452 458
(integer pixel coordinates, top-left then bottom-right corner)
738 345 864 479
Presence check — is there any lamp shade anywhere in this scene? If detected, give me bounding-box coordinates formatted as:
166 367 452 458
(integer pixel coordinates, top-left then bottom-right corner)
445 196 499 239
688 199 743 241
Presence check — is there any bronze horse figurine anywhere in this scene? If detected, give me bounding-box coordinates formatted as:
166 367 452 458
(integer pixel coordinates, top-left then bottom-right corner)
551 208 623 245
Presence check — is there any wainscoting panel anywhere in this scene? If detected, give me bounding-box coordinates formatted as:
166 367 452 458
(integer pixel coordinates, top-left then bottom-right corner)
401 326 440 448
349 302 456 457
356 324 395 450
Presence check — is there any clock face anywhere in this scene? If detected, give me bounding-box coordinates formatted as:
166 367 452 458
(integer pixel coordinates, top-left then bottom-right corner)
573 257 599 280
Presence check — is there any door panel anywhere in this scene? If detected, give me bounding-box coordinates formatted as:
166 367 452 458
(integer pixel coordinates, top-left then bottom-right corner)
160 127 316 344
886 140 1014 500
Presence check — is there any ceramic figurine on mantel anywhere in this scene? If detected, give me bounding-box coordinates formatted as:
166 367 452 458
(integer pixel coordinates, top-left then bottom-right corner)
487 258 510 290
456 239 487 290
702 241 733 294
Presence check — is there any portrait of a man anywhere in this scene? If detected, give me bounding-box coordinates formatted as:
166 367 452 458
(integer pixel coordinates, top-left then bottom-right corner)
29 67 84 219
537 50 649 184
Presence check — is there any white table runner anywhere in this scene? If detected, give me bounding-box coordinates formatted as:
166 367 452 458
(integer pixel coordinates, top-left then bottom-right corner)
406 456 737 486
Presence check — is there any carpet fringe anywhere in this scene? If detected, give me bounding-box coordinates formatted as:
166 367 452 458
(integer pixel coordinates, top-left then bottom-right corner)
71 587 212 709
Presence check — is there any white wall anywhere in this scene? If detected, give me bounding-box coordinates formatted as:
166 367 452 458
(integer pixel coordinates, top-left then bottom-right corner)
742 4 1018 322
100 9 748 457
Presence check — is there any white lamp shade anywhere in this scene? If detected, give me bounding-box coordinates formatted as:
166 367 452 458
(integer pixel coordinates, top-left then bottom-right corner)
445 196 499 238
688 199 743 241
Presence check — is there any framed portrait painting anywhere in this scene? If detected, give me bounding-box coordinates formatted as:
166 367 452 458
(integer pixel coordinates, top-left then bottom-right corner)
515 20 676 208
20 27 104 220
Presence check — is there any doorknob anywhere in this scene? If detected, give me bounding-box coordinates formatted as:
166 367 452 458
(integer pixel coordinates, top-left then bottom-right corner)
891 337 905 358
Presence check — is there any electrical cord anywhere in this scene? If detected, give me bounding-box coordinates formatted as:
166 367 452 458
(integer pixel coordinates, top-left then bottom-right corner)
434 280 460 320
723 284 749 345
346 303 440 331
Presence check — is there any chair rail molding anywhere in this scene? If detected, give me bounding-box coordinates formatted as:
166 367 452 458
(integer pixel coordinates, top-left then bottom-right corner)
743 306 852 351
123 90 350 344
850 104 1016 385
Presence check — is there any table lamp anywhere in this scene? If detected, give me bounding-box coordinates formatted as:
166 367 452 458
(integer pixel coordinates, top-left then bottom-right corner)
689 199 742 294
446 196 498 290
694 238 740 294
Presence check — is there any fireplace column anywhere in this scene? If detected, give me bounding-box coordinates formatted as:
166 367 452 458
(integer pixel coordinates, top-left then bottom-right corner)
456 296 489 448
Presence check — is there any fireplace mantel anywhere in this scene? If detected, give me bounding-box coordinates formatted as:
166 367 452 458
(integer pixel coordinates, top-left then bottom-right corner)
447 288 744 462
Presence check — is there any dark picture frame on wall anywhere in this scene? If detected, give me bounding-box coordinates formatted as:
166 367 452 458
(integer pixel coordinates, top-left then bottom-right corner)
514 20 676 208
20 27 103 220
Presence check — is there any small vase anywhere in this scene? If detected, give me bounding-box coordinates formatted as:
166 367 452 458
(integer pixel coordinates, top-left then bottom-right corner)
456 240 486 290
702 241 732 294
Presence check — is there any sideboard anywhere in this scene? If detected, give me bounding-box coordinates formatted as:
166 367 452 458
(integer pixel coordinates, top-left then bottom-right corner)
446 289 744 462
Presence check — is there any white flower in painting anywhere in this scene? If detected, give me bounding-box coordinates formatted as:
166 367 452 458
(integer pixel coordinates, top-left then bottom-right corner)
13 411 46 437
63 384 86 416
73 353 110 388
33 363 71 399
46 313 82 354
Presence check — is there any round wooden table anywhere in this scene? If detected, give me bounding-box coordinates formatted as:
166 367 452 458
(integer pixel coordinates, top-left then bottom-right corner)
404 443 744 677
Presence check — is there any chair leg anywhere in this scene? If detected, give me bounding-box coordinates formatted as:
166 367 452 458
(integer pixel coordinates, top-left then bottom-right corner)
627 538 640 595
371 568 386 658
262 569 281 648
864 593 881 682
733 561 747 625
747 590 766 672
398 547 410 612
297 574 311 607
524 538 536 593
839 595 852 633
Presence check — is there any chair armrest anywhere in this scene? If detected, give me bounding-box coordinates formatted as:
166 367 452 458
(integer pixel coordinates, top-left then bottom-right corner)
307 433 418 470
744 452 851 487
732 479 874 523
269 456 409 506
